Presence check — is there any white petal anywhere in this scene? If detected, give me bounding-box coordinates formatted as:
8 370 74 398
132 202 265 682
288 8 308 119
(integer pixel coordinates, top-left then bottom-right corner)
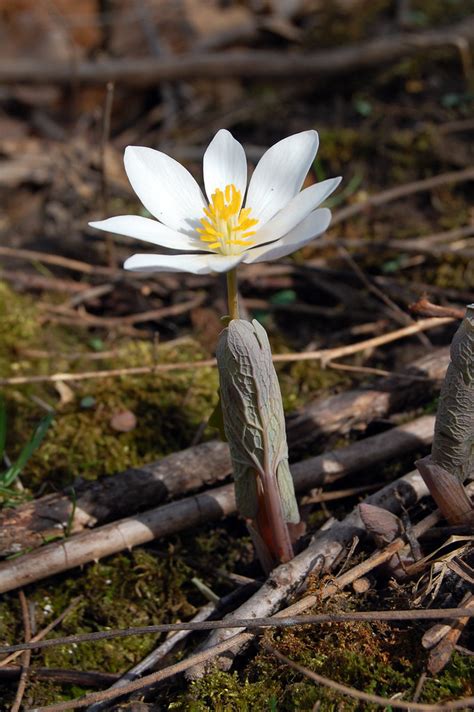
89 216 206 251
253 176 341 246
245 130 319 226
124 252 244 275
124 146 206 233
243 208 332 264
203 129 247 202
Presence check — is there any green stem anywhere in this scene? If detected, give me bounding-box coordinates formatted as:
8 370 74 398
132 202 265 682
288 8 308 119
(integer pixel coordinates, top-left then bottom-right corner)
226 268 239 320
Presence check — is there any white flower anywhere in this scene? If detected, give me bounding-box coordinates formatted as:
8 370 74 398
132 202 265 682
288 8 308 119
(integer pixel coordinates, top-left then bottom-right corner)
90 130 341 275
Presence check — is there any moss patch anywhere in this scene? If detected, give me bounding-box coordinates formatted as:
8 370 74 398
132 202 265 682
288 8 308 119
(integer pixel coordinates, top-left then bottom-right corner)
177 596 474 711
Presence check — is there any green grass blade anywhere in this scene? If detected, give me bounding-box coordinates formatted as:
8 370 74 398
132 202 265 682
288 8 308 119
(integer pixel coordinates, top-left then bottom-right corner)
0 395 6 463
3 411 54 487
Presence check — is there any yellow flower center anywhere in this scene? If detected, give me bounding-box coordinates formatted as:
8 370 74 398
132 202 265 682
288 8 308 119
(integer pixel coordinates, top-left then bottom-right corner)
197 184 259 255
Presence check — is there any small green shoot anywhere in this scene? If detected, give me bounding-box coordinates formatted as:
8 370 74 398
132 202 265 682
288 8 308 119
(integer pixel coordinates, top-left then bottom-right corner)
0 396 54 501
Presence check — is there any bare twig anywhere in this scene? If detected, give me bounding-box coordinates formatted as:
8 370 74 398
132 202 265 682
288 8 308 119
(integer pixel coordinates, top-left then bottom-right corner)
330 167 474 226
336 244 429 346
3 16 474 85
38 292 206 328
0 317 453 386
0 246 117 276
4 608 474 657
410 297 466 320
11 590 31 712
0 666 119 687
326 362 431 380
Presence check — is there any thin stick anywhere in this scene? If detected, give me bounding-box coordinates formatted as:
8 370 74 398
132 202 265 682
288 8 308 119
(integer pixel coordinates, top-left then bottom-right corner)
11 590 31 712
410 297 466 320
272 317 453 366
3 16 474 85
331 166 474 226
336 244 429 346
0 246 117 276
0 317 453 387
326 362 431 380
262 643 474 712
5 608 474 656
86 602 217 712
0 666 119 687
38 293 205 327
0 597 81 668
303 483 379 503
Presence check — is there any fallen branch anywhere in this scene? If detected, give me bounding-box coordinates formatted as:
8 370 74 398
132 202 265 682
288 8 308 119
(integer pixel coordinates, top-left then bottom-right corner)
2 17 474 85
0 666 118 688
1 344 448 557
38 293 205 328
0 416 435 591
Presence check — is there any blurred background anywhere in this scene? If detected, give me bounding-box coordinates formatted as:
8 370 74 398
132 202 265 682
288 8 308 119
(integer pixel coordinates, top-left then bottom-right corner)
1 0 473 272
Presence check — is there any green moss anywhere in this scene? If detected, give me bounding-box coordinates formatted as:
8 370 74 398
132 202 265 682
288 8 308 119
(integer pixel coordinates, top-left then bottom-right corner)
0 520 253 707
279 361 349 412
0 282 219 491
176 602 474 711
21 349 219 488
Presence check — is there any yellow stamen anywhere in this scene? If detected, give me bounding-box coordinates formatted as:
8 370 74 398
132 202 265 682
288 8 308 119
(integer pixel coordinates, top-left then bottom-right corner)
198 183 259 256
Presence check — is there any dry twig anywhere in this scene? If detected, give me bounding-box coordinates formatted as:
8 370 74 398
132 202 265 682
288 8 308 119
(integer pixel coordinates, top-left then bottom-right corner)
0 417 435 592
2 16 474 85
3 608 474 657
0 317 453 387
330 167 474 226
11 591 31 712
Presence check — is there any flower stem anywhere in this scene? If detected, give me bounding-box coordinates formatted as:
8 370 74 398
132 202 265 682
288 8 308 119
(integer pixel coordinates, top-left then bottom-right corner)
226 268 239 320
